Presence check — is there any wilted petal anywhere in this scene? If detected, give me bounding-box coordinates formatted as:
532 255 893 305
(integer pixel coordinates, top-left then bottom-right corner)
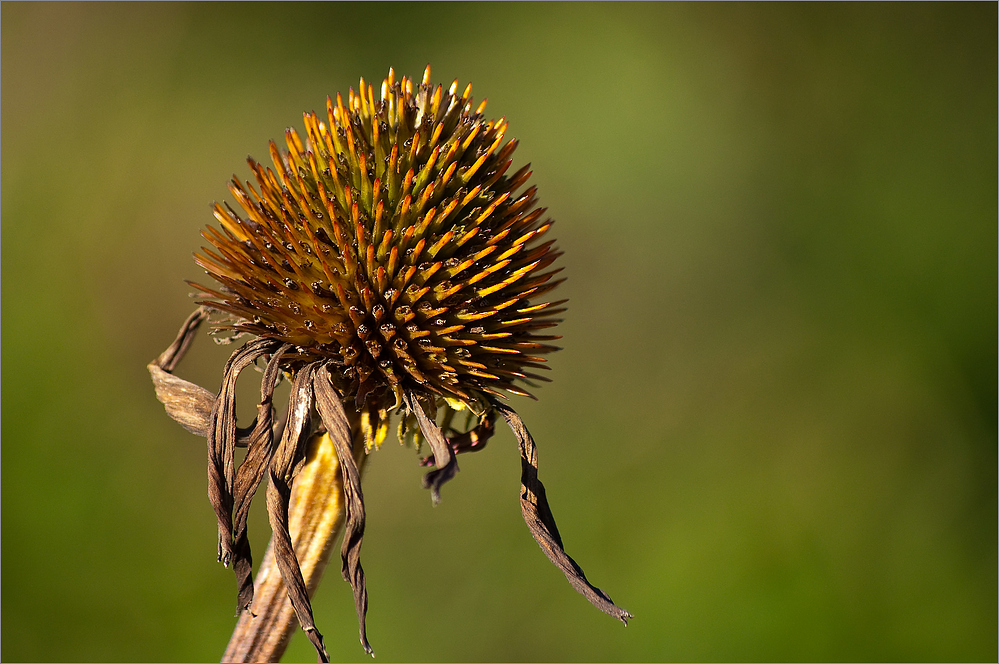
265 362 330 663
154 306 209 372
208 338 276 568
314 365 373 656
420 411 495 467
231 343 291 611
148 307 214 435
148 364 215 437
404 390 458 505
490 399 633 625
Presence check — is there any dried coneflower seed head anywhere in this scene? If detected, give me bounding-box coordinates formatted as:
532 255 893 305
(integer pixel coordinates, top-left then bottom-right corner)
150 66 629 663
192 65 565 412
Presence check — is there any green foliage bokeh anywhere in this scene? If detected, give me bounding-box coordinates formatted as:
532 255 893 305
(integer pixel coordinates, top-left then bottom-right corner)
2 2 995 661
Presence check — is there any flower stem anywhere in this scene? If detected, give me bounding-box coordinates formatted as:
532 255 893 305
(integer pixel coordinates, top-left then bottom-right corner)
223 423 366 663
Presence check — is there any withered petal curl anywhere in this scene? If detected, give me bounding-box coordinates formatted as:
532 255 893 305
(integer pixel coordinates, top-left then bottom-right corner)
155 306 209 372
420 411 495 466
148 364 216 437
264 362 330 663
404 390 459 505
148 307 214 436
208 338 278 568
231 343 292 611
314 365 373 656
490 399 633 625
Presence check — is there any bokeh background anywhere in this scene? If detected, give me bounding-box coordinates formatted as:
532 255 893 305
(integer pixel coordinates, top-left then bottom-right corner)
2 2 995 662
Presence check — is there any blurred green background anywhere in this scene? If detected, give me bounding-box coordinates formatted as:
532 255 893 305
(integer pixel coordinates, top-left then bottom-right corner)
2 2 995 662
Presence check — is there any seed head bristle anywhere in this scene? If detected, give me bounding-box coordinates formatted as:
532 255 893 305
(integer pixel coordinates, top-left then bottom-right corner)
191 66 565 409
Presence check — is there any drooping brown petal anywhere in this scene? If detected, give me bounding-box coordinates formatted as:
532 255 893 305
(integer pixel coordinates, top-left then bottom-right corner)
265 362 330 663
148 307 215 436
150 308 263 445
149 364 216 437
420 411 495 467
314 365 373 656
230 343 291 612
155 306 210 372
403 390 459 505
208 338 277 568
225 428 352 663
490 399 633 625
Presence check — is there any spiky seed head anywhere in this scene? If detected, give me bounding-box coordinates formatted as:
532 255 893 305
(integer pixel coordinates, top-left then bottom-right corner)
192 66 565 409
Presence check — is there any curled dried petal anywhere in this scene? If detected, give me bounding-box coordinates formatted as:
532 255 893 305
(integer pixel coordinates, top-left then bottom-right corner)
404 390 458 505
490 398 632 625
420 411 495 466
265 363 330 662
208 338 277 568
314 365 373 656
231 343 292 611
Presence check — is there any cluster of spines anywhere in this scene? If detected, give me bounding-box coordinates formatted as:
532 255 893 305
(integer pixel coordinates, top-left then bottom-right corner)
193 66 565 406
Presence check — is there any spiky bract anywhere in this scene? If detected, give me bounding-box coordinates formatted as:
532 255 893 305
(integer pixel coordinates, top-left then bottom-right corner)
193 66 565 410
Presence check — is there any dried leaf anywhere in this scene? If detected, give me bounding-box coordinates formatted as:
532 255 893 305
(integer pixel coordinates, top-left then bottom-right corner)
265 362 330 662
404 390 459 505
314 365 373 656
490 399 633 625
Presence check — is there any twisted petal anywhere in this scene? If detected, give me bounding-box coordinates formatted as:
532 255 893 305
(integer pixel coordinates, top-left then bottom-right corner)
490 399 632 625
420 411 495 467
265 362 330 662
148 307 214 436
208 338 277 568
231 343 291 611
155 306 209 373
314 365 373 656
404 390 459 505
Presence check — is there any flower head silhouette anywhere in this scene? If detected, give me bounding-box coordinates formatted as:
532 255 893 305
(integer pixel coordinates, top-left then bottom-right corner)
150 66 630 662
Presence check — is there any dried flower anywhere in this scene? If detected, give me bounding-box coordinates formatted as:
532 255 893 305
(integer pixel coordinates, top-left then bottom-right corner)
150 66 630 662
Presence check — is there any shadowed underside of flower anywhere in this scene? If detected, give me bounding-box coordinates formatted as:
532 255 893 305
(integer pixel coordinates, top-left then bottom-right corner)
149 66 630 663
